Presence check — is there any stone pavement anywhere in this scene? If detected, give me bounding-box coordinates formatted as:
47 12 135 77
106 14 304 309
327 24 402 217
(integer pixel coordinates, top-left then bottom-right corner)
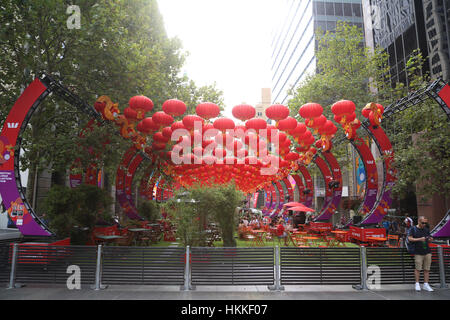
1 284 449 300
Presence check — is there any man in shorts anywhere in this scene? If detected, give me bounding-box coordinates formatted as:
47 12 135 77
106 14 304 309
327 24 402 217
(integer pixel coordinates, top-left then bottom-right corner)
407 216 434 292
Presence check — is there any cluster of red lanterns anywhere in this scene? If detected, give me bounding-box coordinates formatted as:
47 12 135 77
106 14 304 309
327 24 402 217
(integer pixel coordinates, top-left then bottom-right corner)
362 102 384 128
331 100 361 140
92 93 372 194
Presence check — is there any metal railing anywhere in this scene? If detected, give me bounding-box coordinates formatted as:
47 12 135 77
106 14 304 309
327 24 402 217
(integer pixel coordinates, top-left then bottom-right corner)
2 243 449 291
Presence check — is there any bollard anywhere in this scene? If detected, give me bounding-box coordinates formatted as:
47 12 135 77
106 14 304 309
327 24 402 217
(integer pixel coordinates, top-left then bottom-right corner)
181 246 194 291
353 246 369 291
92 245 107 290
437 246 448 289
7 243 18 289
268 246 285 291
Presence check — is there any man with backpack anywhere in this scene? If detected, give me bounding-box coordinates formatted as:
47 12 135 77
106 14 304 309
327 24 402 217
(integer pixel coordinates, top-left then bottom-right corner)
407 216 434 292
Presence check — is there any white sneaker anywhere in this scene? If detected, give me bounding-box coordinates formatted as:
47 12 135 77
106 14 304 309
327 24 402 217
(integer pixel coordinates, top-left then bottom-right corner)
415 283 421 291
423 283 434 292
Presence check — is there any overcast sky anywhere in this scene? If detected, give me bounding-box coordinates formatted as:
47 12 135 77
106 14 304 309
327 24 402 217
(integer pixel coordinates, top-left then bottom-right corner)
157 0 280 118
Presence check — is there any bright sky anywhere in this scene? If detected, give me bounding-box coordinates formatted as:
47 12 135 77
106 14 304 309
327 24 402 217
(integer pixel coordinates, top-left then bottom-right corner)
157 0 280 119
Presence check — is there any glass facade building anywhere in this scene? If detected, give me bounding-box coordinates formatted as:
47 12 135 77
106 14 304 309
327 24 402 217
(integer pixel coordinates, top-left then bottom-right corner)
271 0 364 104
362 0 450 84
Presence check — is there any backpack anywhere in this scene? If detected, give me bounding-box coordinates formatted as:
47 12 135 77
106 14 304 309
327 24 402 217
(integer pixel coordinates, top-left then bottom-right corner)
405 226 416 254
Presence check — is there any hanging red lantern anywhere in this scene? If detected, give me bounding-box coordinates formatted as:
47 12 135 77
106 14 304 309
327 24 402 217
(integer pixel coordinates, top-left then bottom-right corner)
153 132 169 143
162 127 173 139
124 107 138 123
265 104 290 121
213 118 235 132
162 99 186 117
245 118 267 131
171 121 186 132
289 122 307 137
153 111 174 128
183 115 204 131
232 104 256 121
277 116 297 131
129 96 154 120
299 103 323 119
331 100 356 118
196 102 220 120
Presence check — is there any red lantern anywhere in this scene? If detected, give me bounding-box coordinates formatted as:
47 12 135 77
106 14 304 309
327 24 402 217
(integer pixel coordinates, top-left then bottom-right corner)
153 132 169 143
162 127 173 139
183 115 204 130
232 104 256 121
171 121 186 132
331 100 355 117
162 99 186 117
196 102 220 120
299 103 323 119
124 107 138 122
213 118 235 132
265 104 290 121
289 122 307 137
153 111 174 127
245 118 267 131
129 96 154 120
277 116 297 131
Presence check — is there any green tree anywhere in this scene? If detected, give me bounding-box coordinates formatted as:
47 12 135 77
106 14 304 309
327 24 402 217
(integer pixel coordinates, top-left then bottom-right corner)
164 183 243 247
0 0 224 209
287 21 449 209
43 184 113 243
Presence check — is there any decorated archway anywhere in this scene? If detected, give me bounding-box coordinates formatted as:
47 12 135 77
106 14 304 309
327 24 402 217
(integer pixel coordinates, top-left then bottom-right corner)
2 74 450 237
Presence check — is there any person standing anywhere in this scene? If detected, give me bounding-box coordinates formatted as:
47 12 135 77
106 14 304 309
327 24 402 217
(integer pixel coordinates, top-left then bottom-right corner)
408 216 434 292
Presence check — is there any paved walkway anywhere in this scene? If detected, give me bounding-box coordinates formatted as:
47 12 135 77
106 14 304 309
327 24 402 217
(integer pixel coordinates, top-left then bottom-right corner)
1 284 449 300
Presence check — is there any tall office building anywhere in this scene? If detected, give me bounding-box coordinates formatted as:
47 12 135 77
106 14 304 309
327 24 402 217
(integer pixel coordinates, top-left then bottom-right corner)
254 88 272 122
362 0 450 85
271 0 364 105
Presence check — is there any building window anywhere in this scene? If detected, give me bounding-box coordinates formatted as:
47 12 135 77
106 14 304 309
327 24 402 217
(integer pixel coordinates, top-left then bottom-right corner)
352 4 362 17
325 2 334 16
315 1 325 15
335 2 343 16
343 3 352 17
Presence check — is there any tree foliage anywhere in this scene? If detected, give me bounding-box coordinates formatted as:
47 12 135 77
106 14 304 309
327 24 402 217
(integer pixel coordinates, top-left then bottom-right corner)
164 183 244 247
43 184 113 243
0 0 224 207
287 21 449 205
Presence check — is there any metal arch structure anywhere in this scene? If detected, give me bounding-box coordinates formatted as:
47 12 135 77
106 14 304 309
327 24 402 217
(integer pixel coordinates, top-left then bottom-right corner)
312 155 334 220
297 165 314 208
290 174 306 203
115 147 143 220
315 151 343 221
0 78 54 236
0 74 164 236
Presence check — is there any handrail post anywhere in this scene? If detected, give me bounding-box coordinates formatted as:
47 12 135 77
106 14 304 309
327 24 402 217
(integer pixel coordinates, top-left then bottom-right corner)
437 246 448 289
353 246 369 290
92 245 107 290
269 246 284 291
7 243 18 289
181 246 193 291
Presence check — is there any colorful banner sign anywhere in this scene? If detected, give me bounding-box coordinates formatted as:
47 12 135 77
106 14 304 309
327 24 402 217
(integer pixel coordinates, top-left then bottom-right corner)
0 79 52 236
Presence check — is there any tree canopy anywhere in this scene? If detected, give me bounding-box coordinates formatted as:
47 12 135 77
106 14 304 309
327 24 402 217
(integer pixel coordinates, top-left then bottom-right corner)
287 21 449 204
0 0 224 206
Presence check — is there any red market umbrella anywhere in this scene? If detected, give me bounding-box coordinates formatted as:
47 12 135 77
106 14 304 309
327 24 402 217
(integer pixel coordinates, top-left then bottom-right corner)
289 205 315 212
283 202 304 207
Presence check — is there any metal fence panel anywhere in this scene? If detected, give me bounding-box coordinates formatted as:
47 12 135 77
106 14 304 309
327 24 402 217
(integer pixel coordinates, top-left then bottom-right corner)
102 246 185 285
280 247 361 285
444 248 450 283
14 245 97 285
366 247 440 284
0 244 12 284
191 247 275 286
